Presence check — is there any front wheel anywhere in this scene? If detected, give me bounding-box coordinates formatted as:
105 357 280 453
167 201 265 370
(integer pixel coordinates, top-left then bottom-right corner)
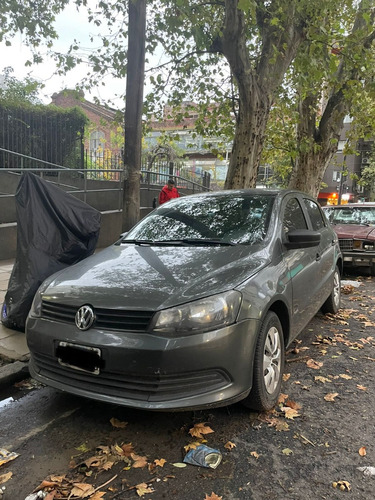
321 266 341 314
242 311 285 411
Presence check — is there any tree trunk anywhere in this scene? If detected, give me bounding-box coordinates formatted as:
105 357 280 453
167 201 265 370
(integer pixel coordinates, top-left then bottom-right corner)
289 150 336 198
288 93 344 198
122 0 146 232
225 81 271 188
288 1 375 197
221 0 306 189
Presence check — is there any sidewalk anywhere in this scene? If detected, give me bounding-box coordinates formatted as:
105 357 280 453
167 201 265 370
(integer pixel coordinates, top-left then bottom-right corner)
0 259 30 387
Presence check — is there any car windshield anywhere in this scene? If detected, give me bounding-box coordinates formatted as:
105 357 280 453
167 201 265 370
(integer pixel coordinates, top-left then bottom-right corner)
124 193 275 245
324 206 375 226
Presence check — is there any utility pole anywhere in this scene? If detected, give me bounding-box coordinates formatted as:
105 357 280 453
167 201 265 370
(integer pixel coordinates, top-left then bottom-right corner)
122 0 146 232
337 155 347 205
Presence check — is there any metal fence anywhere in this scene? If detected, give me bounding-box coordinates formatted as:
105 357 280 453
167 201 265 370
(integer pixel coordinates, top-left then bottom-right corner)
0 148 211 215
0 147 211 189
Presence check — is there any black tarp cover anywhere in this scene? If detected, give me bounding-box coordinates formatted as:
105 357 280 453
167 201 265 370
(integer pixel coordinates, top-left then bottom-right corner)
1 172 101 331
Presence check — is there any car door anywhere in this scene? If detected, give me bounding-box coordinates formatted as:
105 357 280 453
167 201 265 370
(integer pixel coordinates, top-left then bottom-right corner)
281 195 322 338
302 197 336 301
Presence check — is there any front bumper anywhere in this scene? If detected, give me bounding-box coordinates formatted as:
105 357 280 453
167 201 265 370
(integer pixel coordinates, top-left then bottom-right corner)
341 251 375 268
26 316 260 410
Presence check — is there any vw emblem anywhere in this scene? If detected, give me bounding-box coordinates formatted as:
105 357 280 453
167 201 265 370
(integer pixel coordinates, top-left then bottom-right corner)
75 305 95 331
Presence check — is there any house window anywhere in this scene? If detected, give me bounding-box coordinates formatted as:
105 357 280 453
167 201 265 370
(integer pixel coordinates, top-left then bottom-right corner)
90 130 105 153
333 171 341 182
337 140 346 152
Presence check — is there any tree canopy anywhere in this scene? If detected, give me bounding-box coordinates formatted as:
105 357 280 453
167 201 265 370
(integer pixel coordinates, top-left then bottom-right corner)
0 67 42 104
2 0 375 198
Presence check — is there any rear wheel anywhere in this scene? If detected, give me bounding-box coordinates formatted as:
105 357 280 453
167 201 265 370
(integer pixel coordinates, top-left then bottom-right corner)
242 311 285 411
321 266 341 314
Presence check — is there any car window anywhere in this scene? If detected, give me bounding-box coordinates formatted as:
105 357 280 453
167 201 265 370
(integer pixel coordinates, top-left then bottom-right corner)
303 199 326 230
283 198 307 233
125 193 276 245
324 206 375 225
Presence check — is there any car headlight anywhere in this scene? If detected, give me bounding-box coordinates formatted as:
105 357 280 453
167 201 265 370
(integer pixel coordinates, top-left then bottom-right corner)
151 290 242 336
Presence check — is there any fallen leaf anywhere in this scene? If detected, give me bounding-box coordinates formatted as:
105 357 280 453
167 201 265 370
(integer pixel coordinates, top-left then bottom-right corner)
275 421 290 432
110 417 128 428
135 482 154 497
0 449 19 467
184 441 207 452
154 458 167 467
250 451 259 459
112 444 125 456
171 462 187 468
332 480 351 491
49 475 65 483
324 393 339 402
285 400 301 410
278 393 288 404
339 374 352 380
102 461 115 470
359 447 366 457
121 443 135 457
84 456 106 468
131 453 148 468
314 376 331 384
75 443 90 454
224 441 236 451
283 373 291 382
357 384 367 391
204 493 222 500
362 321 375 327
34 480 61 492
306 359 323 370
91 493 106 500
281 407 300 419
44 492 56 500
70 482 95 498
0 472 12 485
189 423 214 439
282 448 293 455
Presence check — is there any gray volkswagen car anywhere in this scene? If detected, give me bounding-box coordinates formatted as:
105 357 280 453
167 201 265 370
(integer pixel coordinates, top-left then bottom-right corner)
26 189 342 411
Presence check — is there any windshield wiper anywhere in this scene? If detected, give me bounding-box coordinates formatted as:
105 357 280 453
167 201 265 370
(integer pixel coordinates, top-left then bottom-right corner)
176 238 236 246
120 238 236 246
120 239 156 245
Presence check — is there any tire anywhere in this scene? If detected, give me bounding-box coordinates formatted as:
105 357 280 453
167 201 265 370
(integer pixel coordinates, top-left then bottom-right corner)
321 266 341 314
242 311 285 411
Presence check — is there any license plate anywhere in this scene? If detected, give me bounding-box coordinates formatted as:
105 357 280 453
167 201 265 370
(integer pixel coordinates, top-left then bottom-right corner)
56 342 103 375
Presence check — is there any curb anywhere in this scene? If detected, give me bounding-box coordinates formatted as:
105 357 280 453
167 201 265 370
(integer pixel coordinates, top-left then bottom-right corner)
0 360 30 388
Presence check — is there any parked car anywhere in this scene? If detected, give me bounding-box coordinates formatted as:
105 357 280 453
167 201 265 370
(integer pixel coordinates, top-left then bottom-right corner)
26 189 342 412
323 203 375 274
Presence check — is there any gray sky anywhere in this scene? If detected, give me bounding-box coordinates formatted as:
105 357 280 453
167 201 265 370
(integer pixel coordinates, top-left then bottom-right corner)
0 2 127 107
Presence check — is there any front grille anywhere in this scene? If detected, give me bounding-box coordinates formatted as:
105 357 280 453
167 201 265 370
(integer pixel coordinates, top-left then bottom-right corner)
339 239 353 252
41 301 154 332
32 352 231 402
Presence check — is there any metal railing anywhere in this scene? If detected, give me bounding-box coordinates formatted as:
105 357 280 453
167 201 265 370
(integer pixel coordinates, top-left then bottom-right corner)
0 148 211 217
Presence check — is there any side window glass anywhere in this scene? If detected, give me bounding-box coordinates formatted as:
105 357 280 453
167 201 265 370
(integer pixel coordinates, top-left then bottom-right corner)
303 199 325 230
283 198 308 233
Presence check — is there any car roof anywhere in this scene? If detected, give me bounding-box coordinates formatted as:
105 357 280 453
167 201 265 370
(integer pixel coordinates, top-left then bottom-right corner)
182 188 314 200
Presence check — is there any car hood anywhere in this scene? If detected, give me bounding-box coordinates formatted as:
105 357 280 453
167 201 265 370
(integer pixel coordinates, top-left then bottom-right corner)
332 224 375 240
42 243 270 310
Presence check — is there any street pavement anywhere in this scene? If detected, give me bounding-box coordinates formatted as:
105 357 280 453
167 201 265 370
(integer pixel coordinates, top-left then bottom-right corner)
0 259 30 387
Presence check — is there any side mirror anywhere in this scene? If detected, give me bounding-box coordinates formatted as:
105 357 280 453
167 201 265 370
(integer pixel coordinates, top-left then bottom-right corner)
284 229 321 250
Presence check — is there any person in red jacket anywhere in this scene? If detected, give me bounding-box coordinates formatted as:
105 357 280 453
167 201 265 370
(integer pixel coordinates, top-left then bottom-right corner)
158 179 180 205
